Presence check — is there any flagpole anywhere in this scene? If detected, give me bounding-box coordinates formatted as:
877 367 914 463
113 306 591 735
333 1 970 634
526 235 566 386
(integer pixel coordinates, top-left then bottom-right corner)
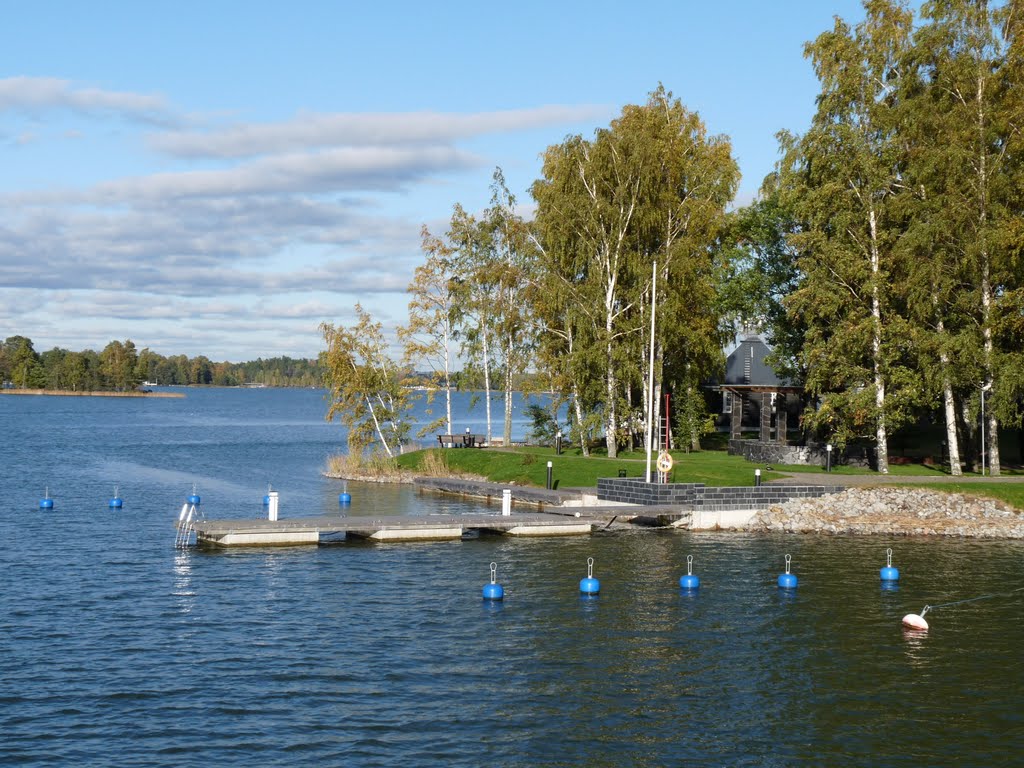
645 261 657 483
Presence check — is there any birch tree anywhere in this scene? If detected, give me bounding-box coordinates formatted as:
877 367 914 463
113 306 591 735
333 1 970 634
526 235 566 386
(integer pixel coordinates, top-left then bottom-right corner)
448 204 497 443
399 225 459 437
320 305 410 457
532 89 738 458
625 86 739 451
484 168 536 447
904 0 1023 474
533 132 643 458
779 0 917 472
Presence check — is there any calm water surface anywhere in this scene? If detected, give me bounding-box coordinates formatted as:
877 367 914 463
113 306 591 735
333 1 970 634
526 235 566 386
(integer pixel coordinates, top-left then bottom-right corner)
1 388 1022 766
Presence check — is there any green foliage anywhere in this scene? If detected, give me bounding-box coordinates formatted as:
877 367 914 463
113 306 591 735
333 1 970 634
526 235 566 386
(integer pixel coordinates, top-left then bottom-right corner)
399 225 459 437
524 402 565 446
1 334 323 390
320 304 411 458
531 85 738 459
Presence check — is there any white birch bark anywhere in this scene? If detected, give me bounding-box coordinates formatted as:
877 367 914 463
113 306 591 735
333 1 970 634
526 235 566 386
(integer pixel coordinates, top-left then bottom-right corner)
868 207 889 474
977 70 1000 475
937 315 962 475
482 325 492 444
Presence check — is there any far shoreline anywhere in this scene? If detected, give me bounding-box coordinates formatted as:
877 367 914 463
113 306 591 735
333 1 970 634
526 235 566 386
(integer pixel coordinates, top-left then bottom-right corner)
0 388 185 398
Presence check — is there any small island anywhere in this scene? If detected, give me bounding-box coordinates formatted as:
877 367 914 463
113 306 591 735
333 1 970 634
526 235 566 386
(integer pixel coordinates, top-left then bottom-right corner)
0 388 183 398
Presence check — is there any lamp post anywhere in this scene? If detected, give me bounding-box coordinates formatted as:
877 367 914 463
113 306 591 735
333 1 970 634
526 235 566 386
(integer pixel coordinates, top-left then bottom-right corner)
826 444 833 473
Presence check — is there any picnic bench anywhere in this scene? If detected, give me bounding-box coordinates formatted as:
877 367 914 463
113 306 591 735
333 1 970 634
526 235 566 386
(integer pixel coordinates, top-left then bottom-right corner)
437 433 484 448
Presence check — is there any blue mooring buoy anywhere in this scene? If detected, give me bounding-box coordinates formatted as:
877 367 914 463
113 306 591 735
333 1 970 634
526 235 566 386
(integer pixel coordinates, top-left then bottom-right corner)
39 487 54 510
680 554 700 590
109 486 123 509
187 484 201 506
880 547 900 582
579 557 600 595
777 553 798 589
482 562 504 600
338 492 351 505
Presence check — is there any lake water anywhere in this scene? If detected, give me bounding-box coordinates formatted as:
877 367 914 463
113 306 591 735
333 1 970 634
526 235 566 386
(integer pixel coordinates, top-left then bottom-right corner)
2 387 1023 766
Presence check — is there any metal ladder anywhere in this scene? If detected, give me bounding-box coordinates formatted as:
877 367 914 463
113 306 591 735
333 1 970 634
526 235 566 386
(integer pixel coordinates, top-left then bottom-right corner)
174 503 200 548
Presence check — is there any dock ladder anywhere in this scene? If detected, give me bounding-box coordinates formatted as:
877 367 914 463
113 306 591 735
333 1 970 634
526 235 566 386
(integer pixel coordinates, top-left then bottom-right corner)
174 503 201 548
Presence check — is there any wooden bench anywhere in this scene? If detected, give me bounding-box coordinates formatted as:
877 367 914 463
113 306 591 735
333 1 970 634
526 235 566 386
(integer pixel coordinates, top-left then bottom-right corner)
437 434 485 448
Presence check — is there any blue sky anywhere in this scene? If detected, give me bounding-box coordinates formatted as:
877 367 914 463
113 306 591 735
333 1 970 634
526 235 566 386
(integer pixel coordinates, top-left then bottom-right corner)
1 0 874 362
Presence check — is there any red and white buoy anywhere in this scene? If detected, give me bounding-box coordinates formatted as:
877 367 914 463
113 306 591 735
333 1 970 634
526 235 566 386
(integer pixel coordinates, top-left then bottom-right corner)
902 613 929 631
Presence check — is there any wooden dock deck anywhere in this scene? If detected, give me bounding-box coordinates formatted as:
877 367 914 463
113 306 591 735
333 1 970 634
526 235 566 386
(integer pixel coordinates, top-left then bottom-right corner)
194 511 599 547
190 505 692 547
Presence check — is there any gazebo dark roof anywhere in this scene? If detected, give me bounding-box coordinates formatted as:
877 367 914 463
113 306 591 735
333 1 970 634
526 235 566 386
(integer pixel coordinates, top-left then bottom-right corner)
723 334 797 390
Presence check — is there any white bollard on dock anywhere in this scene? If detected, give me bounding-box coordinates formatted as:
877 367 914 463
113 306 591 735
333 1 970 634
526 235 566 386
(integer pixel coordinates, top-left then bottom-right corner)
501 488 511 516
268 491 279 521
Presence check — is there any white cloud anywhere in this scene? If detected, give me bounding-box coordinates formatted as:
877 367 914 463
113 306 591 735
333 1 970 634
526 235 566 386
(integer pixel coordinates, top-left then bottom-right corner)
150 105 610 158
0 76 174 124
91 145 480 201
0 86 605 358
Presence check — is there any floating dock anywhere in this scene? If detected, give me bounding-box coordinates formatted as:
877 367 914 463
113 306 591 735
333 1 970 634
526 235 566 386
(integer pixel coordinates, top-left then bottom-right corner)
192 511 611 547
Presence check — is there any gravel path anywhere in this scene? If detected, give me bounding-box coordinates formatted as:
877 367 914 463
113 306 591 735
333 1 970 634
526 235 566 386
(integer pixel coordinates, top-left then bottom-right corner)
769 471 1024 486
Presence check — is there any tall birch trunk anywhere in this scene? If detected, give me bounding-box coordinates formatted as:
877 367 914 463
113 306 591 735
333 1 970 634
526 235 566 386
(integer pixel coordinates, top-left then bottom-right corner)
937 315 962 476
573 381 589 457
981 257 1000 474
977 71 1000 475
365 394 394 458
444 324 453 436
482 324 492 444
868 207 889 474
503 330 513 447
932 282 962 475
625 385 635 451
605 331 618 459
960 397 978 472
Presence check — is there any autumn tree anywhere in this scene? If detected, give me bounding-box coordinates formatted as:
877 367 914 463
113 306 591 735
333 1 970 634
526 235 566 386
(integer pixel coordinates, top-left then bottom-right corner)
0 336 44 388
100 339 141 390
483 168 537 447
778 0 918 472
532 87 737 458
901 0 1024 474
399 225 459 437
448 203 497 442
321 304 410 457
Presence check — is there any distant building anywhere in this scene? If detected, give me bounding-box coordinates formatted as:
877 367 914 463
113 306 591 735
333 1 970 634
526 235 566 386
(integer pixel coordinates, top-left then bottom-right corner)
716 334 802 445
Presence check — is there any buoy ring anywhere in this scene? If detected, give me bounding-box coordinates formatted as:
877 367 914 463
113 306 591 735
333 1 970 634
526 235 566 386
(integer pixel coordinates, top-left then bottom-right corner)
656 452 674 473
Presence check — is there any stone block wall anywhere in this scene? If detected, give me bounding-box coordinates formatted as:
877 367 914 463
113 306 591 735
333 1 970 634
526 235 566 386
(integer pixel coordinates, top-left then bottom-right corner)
596 478 703 506
728 440 828 466
727 440 873 468
596 477 843 511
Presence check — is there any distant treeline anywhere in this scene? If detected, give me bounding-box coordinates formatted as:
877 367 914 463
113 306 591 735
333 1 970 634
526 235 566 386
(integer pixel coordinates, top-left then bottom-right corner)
0 334 537 392
0 335 322 390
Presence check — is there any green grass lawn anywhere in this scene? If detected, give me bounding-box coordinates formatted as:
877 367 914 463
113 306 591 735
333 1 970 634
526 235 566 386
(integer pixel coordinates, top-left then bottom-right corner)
903 482 1024 510
397 446 787 488
394 445 1024 510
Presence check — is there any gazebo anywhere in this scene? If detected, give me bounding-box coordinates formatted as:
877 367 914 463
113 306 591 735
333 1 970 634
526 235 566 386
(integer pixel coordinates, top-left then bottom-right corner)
720 334 802 445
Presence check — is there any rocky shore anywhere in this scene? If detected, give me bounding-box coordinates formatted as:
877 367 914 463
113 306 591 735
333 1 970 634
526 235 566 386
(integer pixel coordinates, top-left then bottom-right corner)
748 487 1024 538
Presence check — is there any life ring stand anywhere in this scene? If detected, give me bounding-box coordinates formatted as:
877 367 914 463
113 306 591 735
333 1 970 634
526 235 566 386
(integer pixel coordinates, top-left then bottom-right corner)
656 452 674 473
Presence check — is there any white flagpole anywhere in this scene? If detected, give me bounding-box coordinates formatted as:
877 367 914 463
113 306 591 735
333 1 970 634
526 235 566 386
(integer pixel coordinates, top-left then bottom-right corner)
645 261 657 483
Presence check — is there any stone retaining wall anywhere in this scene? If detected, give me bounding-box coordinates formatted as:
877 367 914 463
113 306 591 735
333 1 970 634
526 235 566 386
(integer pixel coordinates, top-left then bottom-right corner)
596 477 843 511
748 487 1024 537
728 439 874 468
